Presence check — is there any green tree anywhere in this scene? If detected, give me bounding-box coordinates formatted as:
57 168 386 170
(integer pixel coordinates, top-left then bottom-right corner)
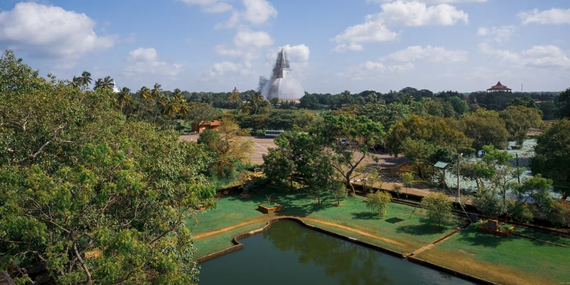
555 88 570 118
102 76 114 89
316 115 386 195
198 120 253 178
530 119 570 200
0 51 214 284
366 191 392 216
386 116 471 156
399 138 436 179
481 145 524 222
539 101 558 120
508 95 538 109
448 96 469 117
187 102 221 125
499 105 542 146
116 87 132 112
330 181 348 206
421 192 453 229
80 71 92 88
401 172 415 198
462 109 509 150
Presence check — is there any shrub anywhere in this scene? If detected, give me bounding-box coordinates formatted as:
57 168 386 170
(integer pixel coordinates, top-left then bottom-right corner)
421 192 453 228
366 191 392 216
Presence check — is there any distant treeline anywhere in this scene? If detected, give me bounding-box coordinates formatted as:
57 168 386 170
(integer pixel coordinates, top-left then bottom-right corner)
175 87 560 119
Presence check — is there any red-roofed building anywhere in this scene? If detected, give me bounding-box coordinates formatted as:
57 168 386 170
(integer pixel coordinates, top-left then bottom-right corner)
191 120 221 133
487 81 512 93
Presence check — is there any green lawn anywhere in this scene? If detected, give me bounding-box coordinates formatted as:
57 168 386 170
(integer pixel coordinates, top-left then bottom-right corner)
193 222 266 259
191 186 463 254
416 222 570 285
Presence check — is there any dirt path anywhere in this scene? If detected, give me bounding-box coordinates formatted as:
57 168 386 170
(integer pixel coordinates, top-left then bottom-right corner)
301 217 406 247
193 216 272 240
194 216 405 248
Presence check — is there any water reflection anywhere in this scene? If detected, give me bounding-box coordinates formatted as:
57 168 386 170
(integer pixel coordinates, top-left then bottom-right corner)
264 221 390 285
199 220 474 285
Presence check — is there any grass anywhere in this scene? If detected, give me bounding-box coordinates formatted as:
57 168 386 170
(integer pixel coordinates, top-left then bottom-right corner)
415 222 570 285
190 186 463 254
193 222 266 258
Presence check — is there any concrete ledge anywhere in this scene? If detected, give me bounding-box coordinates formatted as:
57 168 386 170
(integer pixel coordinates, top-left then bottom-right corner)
408 256 500 285
195 217 497 285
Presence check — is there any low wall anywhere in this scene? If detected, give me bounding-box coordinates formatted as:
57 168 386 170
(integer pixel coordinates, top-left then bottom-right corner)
407 256 500 285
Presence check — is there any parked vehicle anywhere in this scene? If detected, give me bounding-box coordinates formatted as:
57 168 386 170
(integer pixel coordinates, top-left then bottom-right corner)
265 130 284 138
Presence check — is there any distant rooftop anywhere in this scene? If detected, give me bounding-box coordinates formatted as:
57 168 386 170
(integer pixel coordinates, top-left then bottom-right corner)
487 81 512 92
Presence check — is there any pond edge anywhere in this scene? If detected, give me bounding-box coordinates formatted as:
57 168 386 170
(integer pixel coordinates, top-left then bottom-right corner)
195 216 498 285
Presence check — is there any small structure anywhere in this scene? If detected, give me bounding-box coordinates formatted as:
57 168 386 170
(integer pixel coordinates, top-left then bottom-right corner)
477 219 515 237
191 120 221 133
487 81 512 93
434 161 449 188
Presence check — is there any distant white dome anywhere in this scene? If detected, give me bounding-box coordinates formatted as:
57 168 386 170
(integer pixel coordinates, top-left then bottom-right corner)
112 80 120 93
263 70 304 100
261 48 305 101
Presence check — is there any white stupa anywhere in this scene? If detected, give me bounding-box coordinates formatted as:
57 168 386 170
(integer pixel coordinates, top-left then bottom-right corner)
260 48 304 101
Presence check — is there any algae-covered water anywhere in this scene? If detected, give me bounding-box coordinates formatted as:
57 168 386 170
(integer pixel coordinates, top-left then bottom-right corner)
199 220 475 285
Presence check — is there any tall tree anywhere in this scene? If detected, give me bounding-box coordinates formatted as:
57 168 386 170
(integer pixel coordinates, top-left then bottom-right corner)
0 51 214 284
555 88 570 118
530 119 570 200
116 87 132 112
79 71 92 88
316 115 386 194
499 105 542 146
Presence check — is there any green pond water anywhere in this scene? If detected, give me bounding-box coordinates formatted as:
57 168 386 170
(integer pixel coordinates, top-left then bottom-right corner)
199 220 475 285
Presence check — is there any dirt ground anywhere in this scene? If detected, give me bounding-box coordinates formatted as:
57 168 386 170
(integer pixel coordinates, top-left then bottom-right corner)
179 134 448 200
179 135 276 164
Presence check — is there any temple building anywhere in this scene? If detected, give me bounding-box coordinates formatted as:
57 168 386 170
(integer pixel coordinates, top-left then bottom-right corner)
487 81 512 93
260 48 305 101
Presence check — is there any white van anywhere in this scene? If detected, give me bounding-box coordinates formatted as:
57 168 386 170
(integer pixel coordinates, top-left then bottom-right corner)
265 130 284 138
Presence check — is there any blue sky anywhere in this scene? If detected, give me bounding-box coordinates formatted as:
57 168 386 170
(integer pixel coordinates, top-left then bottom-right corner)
0 0 569 93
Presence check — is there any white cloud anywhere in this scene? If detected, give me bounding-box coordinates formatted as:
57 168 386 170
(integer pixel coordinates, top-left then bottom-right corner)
0 2 114 66
215 30 273 61
374 1 469 26
477 26 516 42
519 8 570 25
178 0 233 13
333 43 364 53
208 61 245 77
383 45 468 62
368 0 487 3
282 44 310 64
217 0 277 29
480 43 570 69
332 1 468 51
124 48 183 77
332 21 399 45
342 61 415 81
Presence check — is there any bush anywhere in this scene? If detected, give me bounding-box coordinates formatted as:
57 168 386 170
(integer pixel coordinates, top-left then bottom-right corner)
549 201 570 228
421 192 453 228
366 191 392 216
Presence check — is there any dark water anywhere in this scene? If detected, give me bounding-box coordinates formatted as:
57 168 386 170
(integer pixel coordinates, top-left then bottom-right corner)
199 220 475 285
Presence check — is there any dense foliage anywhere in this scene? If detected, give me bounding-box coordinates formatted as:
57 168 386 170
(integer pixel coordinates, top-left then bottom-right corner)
0 51 215 283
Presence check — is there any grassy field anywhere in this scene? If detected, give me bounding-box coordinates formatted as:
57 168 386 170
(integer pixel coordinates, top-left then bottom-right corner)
190 186 464 255
415 223 570 285
193 222 266 258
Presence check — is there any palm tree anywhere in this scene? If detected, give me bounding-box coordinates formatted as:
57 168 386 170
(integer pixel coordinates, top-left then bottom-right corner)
80 71 92 88
117 87 132 112
70 76 82 88
136 86 151 118
93 78 104 91
102 76 115 89
250 92 265 114
151 83 164 123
